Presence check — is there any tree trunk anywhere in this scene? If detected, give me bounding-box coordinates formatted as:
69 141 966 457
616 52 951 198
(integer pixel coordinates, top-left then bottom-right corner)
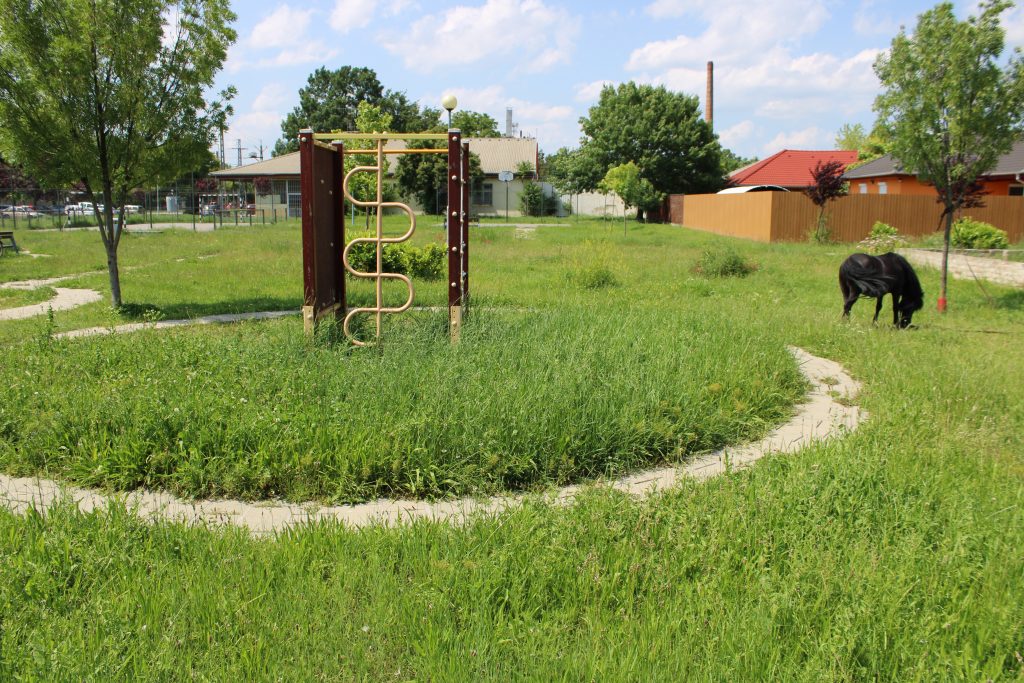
105 239 122 308
939 209 953 313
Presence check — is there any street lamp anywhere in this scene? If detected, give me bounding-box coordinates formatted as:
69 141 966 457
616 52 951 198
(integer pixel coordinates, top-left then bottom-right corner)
441 93 458 128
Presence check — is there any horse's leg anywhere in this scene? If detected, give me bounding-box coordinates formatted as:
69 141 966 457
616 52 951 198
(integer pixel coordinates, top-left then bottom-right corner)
892 293 901 326
872 296 883 324
839 276 852 319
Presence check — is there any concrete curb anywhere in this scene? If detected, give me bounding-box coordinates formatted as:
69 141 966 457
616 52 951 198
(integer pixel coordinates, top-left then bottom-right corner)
0 347 864 535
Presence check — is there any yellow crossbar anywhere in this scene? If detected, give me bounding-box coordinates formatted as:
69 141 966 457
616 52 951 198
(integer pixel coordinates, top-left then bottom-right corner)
312 132 448 141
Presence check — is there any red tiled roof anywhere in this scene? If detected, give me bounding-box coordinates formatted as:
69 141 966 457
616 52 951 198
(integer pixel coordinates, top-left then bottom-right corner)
729 149 859 188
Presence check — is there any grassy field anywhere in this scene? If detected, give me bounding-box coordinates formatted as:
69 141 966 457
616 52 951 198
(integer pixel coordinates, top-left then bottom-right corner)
1 217 1023 679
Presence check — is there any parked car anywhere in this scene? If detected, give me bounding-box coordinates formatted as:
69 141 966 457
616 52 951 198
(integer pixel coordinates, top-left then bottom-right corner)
2 205 42 218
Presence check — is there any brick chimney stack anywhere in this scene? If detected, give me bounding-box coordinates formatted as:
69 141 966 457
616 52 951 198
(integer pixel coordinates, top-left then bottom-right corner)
705 61 714 128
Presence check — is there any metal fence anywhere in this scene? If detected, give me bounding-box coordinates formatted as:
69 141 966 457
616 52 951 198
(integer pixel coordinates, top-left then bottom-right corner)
1 183 293 232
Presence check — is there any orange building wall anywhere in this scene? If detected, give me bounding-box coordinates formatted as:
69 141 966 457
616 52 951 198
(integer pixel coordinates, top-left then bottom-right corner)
852 174 1020 196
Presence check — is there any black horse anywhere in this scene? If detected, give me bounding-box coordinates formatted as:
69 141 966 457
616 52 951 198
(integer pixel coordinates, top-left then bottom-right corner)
839 252 924 328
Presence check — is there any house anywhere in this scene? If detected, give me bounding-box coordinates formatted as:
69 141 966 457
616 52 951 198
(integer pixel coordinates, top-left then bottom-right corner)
211 136 539 217
843 141 1024 196
728 149 859 190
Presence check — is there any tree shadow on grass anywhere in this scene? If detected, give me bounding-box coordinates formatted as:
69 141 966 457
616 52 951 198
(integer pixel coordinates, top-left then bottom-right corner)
994 290 1024 311
117 297 302 322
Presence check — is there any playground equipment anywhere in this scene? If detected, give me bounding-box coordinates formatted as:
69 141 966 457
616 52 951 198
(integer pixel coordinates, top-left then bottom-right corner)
299 129 470 345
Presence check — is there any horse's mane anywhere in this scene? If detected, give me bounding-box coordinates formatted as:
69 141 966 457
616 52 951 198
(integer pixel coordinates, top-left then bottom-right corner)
890 253 924 311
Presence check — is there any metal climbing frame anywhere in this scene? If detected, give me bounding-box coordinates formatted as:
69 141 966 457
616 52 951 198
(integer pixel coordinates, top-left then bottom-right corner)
299 129 470 345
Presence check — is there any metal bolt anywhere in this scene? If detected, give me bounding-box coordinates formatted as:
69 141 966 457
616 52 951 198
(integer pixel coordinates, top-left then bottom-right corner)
452 211 457 216
451 175 458 180
451 246 457 252
451 282 457 287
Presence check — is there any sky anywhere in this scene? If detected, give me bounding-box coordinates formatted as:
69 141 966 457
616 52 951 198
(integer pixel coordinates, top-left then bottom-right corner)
213 0 1024 165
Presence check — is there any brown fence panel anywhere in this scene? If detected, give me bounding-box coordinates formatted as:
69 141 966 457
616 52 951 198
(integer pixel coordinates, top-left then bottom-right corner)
669 193 774 242
670 192 1024 243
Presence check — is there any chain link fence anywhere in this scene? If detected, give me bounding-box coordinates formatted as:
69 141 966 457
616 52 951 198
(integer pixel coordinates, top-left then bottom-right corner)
1 181 292 232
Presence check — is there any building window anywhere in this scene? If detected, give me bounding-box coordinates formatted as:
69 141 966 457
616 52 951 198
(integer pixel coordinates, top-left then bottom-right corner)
878 181 888 195
858 183 867 194
472 181 494 206
1010 185 1024 196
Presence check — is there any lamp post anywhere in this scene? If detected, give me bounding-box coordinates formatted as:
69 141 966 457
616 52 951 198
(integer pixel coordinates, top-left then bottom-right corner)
441 93 458 129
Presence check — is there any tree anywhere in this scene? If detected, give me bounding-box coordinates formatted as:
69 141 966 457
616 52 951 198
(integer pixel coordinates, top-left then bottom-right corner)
720 148 758 175
874 0 1024 311
804 160 848 243
834 123 868 152
274 66 439 155
599 162 663 233
546 146 605 198
578 82 723 218
393 117 484 214
835 121 891 166
0 0 236 307
451 111 500 137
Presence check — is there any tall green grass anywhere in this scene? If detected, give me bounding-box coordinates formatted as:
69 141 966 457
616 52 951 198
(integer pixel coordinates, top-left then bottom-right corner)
0 306 802 502
1 219 1022 679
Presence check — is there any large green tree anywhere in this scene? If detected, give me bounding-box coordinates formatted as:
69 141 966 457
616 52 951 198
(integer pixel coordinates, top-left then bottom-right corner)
451 111 500 137
0 0 236 307
578 82 724 218
274 66 439 155
874 0 1024 311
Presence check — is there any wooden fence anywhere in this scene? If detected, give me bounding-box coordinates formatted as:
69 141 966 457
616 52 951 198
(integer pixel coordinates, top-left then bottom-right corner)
668 192 1024 243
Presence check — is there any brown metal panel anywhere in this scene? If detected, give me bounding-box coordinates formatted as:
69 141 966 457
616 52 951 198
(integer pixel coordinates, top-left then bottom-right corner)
461 141 470 303
331 141 346 317
447 130 462 308
299 130 316 307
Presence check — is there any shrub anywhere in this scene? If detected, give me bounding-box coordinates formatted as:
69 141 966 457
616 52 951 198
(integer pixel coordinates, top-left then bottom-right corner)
869 221 899 238
858 221 907 254
345 236 445 280
951 218 1009 249
694 248 758 277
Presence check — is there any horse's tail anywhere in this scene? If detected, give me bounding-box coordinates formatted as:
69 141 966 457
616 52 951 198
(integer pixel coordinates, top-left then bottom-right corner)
839 256 894 298
891 253 924 311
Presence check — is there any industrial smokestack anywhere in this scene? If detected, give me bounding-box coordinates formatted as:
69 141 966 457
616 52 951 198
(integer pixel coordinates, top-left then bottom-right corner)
705 61 714 128
506 108 513 137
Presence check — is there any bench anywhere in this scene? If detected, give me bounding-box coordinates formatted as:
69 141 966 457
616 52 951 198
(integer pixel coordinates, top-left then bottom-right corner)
0 231 19 255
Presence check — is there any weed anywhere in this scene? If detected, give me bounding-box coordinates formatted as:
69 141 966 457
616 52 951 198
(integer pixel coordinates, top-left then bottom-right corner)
694 247 758 277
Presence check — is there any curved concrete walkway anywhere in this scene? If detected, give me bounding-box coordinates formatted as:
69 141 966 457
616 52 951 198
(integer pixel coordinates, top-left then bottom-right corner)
0 347 864 535
0 287 102 321
901 248 1024 287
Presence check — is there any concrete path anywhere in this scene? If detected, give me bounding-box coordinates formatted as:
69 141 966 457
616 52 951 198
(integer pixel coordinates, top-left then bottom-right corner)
0 287 102 321
901 248 1024 287
0 271 103 291
54 309 298 339
0 346 864 535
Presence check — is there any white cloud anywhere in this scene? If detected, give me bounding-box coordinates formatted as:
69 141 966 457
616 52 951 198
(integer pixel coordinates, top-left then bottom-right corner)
762 126 828 154
258 43 339 67
574 80 615 102
718 120 754 148
330 0 378 33
381 0 580 73
249 5 314 49
629 1 829 70
251 84 289 113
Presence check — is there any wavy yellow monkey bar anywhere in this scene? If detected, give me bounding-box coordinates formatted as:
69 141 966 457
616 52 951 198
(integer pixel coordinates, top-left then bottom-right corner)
340 139 418 347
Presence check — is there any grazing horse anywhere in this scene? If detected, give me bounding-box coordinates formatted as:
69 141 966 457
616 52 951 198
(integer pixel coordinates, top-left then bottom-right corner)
839 252 924 328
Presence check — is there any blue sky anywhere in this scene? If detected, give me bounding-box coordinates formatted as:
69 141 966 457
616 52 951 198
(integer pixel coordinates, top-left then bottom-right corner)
213 0 1024 163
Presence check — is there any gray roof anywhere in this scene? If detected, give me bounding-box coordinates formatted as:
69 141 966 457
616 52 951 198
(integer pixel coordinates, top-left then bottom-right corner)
212 136 537 179
844 140 1024 179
